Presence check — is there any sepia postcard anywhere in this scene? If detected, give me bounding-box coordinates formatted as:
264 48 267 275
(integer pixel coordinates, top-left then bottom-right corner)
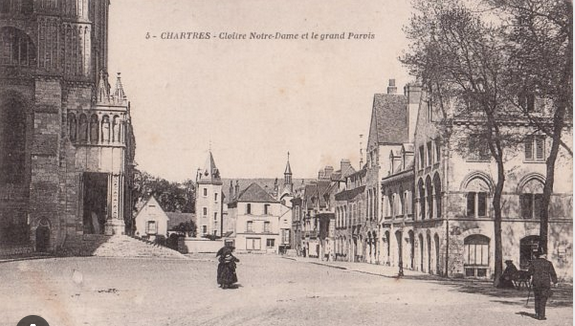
0 0 572 325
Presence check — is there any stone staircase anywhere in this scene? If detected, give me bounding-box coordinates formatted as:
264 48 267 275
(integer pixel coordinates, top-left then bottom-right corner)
91 235 187 259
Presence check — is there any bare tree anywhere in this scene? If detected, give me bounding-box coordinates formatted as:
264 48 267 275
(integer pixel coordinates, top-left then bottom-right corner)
402 0 519 284
487 0 572 254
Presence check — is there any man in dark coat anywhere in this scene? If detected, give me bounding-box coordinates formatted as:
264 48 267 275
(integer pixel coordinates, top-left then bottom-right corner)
497 260 518 289
528 249 558 320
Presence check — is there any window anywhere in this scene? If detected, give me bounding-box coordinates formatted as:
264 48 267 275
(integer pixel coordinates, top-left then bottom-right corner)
214 193 218 202
0 95 26 184
246 203 252 214
518 91 535 112
465 177 490 218
202 225 207 234
0 0 9 13
264 204 270 215
0 27 37 66
214 212 218 221
146 221 157 234
203 188 207 197
520 178 544 219
426 141 432 166
464 235 490 277
282 230 290 244
266 239 275 248
264 221 270 233
246 221 253 232
418 146 425 169
202 207 207 216
435 139 441 163
246 237 261 250
525 135 545 161
468 136 490 161
467 192 488 218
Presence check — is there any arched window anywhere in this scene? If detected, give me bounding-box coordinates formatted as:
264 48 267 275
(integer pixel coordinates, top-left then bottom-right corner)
433 174 442 218
426 176 433 219
0 94 26 184
520 178 544 219
0 27 36 66
466 177 490 218
463 234 490 277
90 114 99 143
68 113 77 141
418 179 425 220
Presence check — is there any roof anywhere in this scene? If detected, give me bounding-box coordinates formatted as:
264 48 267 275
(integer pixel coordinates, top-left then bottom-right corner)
166 212 195 230
197 151 222 185
222 178 314 203
371 94 409 145
285 160 292 175
134 196 169 220
335 185 366 201
234 182 279 203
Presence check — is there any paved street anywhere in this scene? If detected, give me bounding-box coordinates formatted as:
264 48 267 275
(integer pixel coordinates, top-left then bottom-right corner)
0 254 571 326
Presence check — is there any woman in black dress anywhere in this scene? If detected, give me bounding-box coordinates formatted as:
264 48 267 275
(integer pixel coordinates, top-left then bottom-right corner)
216 246 240 289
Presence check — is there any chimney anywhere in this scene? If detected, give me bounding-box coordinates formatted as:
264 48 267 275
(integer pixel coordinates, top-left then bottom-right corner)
404 82 422 142
387 79 397 94
340 159 351 175
234 180 239 198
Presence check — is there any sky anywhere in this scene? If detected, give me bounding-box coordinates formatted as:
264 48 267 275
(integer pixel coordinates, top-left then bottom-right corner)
108 0 414 181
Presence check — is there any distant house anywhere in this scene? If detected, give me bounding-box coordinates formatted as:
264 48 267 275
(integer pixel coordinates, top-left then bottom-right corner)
228 182 291 253
134 197 169 239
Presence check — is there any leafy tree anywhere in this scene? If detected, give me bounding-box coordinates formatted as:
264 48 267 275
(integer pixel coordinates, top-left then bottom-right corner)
132 170 196 214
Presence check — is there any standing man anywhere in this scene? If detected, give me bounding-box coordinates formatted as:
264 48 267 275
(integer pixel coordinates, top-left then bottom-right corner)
528 249 558 320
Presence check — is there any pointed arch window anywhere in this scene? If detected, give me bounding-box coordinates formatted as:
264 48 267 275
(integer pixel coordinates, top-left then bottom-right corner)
0 27 36 67
0 95 26 184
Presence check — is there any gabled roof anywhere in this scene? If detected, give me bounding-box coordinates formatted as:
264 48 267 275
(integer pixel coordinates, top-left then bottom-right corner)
134 196 169 220
235 182 278 203
369 94 409 146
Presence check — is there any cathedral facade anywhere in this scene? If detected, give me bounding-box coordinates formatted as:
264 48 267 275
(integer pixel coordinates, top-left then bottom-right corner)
0 0 136 254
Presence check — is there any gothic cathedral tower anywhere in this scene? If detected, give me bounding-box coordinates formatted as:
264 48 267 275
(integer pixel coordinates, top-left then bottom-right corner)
0 0 136 254
195 151 223 237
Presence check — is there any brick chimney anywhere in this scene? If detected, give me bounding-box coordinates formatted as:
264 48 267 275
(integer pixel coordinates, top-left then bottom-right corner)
340 159 352 176
404 82 422 142
387 79 397 94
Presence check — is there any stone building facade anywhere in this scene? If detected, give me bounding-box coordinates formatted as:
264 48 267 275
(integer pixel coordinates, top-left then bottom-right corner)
377 82 573 281
0 0 136 254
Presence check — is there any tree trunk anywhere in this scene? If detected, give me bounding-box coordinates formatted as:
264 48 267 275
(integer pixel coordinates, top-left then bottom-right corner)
540 10 572 254
492 156 505 286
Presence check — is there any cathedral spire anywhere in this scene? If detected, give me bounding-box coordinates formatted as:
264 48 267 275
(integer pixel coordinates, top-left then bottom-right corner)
284 151 292 187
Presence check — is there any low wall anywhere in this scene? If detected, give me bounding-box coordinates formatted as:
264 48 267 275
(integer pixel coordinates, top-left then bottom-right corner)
178 238 225 254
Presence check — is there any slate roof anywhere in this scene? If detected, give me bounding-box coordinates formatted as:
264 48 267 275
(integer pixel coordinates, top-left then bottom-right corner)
234 182 278 203
197 151 222 185
222 178 313 203
372 94 409 144
334 185 366 201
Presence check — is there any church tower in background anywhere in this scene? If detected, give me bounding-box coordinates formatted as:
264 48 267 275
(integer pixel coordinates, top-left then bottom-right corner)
195 151 223 237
